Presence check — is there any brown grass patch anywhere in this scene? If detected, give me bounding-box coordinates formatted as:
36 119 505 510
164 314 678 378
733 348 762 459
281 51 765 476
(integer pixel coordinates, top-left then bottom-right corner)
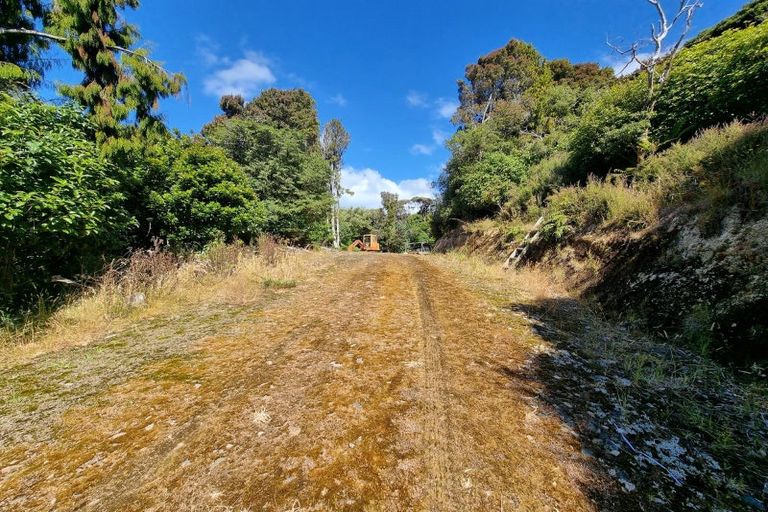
0 244 330 368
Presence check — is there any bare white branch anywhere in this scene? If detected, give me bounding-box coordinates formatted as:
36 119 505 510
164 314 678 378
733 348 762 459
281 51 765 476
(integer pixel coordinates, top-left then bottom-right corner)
0 27 161 69
608 0 703 95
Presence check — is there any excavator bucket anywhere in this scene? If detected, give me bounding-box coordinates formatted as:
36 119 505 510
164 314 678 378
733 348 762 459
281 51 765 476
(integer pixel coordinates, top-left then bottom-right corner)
347 240 365 251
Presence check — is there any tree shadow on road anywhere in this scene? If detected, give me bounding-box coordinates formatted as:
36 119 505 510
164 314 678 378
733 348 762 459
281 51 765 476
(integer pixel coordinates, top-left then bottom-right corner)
496 296 766 512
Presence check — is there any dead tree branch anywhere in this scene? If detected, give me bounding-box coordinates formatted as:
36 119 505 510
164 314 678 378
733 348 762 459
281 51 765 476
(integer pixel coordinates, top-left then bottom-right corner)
608 0 703 95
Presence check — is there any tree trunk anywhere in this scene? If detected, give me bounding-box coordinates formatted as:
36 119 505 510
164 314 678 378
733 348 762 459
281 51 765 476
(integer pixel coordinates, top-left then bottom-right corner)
330 164 340 249
334 203 341 248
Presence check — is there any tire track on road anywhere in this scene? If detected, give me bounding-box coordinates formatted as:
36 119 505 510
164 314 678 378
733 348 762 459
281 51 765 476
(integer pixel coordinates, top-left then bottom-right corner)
411 257 455 511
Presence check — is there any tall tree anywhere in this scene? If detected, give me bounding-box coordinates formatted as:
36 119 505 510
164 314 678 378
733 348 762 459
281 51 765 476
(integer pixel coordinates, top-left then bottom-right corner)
220 94 245 117
455 39 550 127
379 192 407 252
321 119 350 248
206 116 332 244
50 0 185 138
1 0 185 138
244 88 320 146
0 0 49 86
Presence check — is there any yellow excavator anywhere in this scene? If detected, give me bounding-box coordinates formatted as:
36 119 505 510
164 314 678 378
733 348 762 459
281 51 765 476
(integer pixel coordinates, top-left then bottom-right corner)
347 234 380 252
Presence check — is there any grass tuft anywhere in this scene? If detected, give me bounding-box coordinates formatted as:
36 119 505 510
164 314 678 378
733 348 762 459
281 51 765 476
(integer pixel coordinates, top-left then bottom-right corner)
262 277 298 289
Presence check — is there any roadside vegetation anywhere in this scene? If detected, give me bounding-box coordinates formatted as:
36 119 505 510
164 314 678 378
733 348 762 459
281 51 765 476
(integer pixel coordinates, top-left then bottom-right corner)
0 236 330 367
0 1 359 333
0 1 766 510
433 0 768 366
431 4 768 506
0 0 440 333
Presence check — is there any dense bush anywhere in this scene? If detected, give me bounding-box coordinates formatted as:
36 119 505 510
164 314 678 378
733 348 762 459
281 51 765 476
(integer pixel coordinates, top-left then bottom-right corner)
450 150 530 217
205 107 332 244
685 0 768 46
566 78 649 183
500 151 570 221
147 140 266 249
655 22 768 142
537 120 768 246
539 179 658 242
0 94 132 309
636 120 768 227
438 123 535 222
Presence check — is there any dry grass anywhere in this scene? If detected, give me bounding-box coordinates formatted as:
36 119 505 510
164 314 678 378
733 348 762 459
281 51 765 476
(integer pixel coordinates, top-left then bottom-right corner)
0 241 328 368
432 252 569 304
0 254 599 511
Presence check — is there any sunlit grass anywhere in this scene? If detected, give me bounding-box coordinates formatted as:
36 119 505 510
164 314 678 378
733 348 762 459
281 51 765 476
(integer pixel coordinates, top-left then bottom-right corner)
0 242 329 367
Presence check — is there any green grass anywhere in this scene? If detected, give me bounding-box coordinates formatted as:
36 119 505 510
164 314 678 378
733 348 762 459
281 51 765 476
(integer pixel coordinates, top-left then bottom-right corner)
533 120 768 243
636 119 768 228
540 178 659 242
261 277 297 289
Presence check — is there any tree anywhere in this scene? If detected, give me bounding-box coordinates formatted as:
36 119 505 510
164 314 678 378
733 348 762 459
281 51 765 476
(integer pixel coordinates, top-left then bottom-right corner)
244 88 320 146
206 117 332 244
379 192 407 252
220 94 245 117
567 78 649 182
1 0 186 138
0 0 49 87
455 39 550 127
339 207 377 247
147 140 265 249
321 119 350 248
548 60 614 88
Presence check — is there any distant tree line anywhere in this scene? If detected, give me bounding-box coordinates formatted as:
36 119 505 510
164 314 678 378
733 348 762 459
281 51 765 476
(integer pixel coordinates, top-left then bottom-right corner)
340 195 435 252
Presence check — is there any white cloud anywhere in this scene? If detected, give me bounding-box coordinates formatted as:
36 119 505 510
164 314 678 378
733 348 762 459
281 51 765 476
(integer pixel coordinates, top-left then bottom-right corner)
329 93 348 107
406 90 429 108
435 98 459 119
432 128 448 145
203 51 276 97
195 35 229 67
406 89 460 121
410 143 435 156
341 166 434 208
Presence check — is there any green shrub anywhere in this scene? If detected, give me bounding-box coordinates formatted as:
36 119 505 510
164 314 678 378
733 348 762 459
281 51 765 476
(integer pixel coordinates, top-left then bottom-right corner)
566 78 649 183
655 22 768 142
501 151 569 220
0 94 133 310
541 179 659 242
147 140 266 249
635 120 768 223
686 0 768 46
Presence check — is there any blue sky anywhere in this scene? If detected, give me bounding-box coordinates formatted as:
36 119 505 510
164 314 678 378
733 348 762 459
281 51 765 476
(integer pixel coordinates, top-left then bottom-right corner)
42 0 747 207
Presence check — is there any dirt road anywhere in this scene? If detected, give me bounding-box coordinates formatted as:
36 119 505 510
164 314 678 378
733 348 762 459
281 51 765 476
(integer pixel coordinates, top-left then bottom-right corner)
0 254 599 511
